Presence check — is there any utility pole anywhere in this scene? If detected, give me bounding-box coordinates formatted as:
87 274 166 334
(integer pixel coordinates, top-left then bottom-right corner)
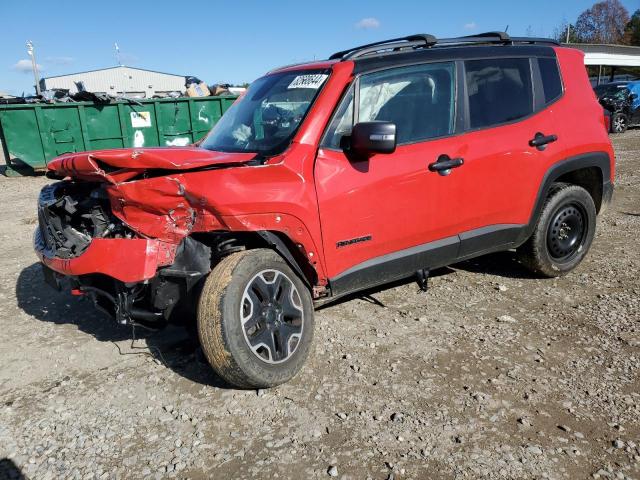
566 24 571 43
26 40 41 95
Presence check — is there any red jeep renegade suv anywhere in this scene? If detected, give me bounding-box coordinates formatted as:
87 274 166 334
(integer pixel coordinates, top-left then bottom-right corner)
36 32 614 388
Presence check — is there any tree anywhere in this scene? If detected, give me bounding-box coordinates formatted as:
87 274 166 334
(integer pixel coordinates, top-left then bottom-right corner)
552 19 582 43
574 0 630 44
623 9 640 45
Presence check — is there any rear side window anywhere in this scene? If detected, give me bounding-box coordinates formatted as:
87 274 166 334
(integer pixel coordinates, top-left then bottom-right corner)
538 57 563 104
465 58 533 129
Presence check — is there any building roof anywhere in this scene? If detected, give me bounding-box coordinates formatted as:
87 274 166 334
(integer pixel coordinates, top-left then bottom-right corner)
41 65 185 80
563 43 640 67
40 65 188 96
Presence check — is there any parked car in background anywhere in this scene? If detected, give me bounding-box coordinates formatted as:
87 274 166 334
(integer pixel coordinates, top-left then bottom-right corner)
35 33 614 388
594 81 640 133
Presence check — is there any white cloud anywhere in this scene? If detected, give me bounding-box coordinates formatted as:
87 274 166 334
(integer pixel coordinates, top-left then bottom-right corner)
355 17 381 29
12 59 43 73
464 22 477 30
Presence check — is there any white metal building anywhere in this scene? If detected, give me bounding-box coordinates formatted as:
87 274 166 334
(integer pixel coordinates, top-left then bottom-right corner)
564 43 640 85
40 66 186 98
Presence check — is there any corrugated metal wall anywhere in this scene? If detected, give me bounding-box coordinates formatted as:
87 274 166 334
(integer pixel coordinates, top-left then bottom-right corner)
42 66 186 98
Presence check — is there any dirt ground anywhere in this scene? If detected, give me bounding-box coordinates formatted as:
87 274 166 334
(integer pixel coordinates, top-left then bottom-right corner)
0 130 638 480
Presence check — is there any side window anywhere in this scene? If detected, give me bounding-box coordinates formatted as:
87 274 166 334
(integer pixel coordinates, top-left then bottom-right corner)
322 62 455 148
359 63 455 144
538 57 563 104
322 86 354 149
465 58 533 129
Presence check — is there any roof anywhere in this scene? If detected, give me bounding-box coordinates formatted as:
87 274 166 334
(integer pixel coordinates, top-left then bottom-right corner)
564 43 640 55
351 44 556 75
269 60 338 75
41 65 185 80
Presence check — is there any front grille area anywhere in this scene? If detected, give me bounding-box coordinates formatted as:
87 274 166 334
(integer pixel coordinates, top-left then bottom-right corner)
36 181 133 259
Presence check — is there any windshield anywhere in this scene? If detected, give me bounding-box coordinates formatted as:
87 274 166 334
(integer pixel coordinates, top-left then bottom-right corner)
201 69 330 156
594 84 629 100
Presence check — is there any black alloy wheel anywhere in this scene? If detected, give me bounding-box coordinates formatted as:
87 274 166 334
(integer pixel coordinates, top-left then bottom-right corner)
240 269 304 364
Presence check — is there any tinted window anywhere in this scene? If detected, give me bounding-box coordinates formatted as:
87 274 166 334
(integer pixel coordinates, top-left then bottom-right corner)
465 58 533 129
539 57 563 103
359 63 455 144
322 62 455 148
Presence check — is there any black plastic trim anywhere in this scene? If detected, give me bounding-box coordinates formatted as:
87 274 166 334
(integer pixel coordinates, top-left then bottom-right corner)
457 224 523 259
329 235 459 298
257 231 313 287
515 151 612 245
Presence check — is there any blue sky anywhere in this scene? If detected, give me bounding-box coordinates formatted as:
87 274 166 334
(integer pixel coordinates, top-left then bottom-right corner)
1 0 637 95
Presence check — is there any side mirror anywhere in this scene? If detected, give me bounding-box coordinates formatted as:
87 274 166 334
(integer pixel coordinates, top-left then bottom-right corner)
350 121 397 156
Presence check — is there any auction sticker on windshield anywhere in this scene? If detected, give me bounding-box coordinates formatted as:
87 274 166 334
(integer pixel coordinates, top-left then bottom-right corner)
288 74 328 90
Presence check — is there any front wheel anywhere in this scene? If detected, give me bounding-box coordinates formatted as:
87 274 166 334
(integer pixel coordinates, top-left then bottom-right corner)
518 183 596 277
198 249 314 388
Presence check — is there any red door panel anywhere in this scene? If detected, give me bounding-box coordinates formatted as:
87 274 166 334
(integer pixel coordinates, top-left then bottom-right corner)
315 140 467 279
450 106 559 231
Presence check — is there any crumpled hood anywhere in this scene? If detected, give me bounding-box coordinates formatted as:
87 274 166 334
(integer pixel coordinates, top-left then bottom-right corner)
47 147 257 183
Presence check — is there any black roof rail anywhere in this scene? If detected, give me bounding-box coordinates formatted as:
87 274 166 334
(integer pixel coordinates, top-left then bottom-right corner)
437 31 512 44
509 36 560 46
329 34 437 60
328 32 559 61
439 32 559 46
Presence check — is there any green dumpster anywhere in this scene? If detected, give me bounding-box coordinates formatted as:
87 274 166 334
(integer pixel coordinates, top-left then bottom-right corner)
0 95 237 176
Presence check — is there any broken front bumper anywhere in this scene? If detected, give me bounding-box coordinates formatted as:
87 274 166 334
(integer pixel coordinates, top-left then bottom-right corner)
34 229 176 283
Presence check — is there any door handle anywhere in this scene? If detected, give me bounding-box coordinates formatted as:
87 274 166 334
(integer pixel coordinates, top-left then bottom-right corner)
529 132 558 151
428 155 464 176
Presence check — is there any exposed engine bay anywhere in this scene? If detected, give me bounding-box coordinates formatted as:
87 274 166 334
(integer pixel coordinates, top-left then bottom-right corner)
37 182 134 259
37 181 219 328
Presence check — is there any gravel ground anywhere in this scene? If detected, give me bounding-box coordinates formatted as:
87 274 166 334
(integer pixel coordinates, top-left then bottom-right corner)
0 130 639 480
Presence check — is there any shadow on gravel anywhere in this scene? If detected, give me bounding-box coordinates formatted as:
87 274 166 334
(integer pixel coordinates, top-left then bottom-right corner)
318 252 536 310
453 250 539 279
0 458 25 480
15 251 532 388
15 263 232 389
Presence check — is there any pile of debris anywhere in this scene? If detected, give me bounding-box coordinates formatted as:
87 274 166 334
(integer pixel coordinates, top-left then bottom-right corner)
0 76 243 105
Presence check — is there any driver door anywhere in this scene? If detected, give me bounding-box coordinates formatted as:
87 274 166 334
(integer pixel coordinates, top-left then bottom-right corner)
314 62 465 293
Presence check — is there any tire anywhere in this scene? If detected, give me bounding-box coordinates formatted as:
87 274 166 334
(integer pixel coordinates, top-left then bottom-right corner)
518 183 596 278
611 112 628 133
197 248 314 388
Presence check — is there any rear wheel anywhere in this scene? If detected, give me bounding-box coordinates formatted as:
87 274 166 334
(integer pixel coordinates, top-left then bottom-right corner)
197 249 314 388
611 112 628 133
518 183 596 277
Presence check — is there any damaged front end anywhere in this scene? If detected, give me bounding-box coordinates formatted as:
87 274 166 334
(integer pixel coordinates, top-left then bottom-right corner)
35 180 215 327
36 146 324 326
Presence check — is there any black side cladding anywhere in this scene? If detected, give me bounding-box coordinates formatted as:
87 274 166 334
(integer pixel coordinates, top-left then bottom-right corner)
151 237 212 313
